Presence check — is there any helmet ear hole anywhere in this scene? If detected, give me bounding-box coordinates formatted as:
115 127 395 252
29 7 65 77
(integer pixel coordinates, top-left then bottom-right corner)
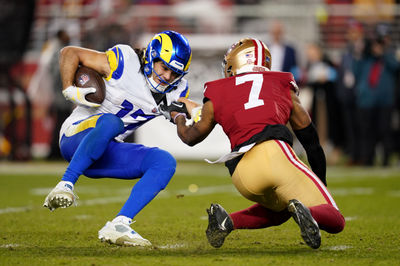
227 66 232 77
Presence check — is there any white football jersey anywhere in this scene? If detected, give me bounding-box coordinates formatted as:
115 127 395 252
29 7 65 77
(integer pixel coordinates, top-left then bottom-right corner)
60 44 189 142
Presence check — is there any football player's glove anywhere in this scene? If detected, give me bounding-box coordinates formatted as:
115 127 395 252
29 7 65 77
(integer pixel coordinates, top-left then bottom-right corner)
62 85 101 108
158 101 188 122
191 106 202 123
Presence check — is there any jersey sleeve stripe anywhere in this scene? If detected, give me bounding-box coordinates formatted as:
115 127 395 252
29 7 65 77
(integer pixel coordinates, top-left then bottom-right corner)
179 83 189 98
275 140 339 210
105 46 124 81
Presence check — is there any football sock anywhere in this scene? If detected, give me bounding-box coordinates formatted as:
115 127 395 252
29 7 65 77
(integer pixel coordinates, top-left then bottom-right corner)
117 148 176 219
112 215 132 224
309 204 345 233
230 203 291 229
61 114 124 184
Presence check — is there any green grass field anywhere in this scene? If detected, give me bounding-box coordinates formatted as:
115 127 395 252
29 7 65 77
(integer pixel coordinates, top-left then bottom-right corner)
0 161 399 265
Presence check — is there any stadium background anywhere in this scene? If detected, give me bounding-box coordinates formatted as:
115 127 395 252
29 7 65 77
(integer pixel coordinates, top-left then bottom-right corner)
1 0 400 163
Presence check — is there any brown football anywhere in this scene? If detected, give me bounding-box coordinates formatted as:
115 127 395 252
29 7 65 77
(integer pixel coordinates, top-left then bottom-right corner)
74 66 106 104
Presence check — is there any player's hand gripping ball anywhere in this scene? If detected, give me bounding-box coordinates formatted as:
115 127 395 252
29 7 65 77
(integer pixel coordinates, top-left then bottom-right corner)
63 66 106 108
74 66 106 104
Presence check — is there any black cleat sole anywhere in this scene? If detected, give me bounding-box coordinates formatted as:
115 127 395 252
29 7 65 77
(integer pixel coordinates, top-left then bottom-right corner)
288 199 321 249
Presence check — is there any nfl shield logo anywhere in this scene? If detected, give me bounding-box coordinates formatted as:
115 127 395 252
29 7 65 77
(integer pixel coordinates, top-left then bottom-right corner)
79 74 90 86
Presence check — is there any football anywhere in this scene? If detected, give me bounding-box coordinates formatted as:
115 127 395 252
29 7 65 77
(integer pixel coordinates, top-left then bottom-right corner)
74 66 106 104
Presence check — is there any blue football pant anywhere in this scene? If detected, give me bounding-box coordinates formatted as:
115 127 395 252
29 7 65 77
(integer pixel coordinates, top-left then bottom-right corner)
59 113 176 219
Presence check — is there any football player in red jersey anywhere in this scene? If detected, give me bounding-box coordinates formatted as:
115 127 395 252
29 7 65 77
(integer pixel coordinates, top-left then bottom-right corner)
160 38 345 249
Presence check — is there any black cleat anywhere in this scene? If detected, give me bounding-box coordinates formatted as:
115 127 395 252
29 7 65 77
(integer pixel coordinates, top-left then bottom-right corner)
288 199 321 249
206 203 234 248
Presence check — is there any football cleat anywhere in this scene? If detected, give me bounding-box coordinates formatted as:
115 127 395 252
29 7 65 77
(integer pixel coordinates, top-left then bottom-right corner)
43 181 78 211
206 203 234 248
98 216 152 247
288 199 321 249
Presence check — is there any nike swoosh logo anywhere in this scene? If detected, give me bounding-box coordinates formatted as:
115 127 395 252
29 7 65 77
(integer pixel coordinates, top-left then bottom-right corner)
220 217 228 230
172 102 184 108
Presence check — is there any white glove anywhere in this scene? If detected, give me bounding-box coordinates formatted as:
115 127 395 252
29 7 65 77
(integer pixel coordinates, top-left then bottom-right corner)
62 85 101 108
191 106 202 123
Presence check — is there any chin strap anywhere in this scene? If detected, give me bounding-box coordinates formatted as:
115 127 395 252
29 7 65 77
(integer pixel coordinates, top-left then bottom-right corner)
145 64 183 94
146 75 169 93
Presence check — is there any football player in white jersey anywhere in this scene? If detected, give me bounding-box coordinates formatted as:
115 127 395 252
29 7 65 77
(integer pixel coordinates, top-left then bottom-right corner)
43 31 192 247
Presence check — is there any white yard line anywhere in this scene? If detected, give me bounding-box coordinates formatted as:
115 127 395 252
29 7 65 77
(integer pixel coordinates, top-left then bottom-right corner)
0 184 238 215
0 161 229 177
388 190 400 197
0 162 68 175
0 244 21 248
329 187 374 196
327 166 400 179
0 184 393 215
1 162 399 177
344 216 358 221
157 243 186 249
0 207 32 214
325 245 352 251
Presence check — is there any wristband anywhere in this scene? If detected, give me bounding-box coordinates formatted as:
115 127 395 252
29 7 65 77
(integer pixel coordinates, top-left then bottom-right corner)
173 113 187 124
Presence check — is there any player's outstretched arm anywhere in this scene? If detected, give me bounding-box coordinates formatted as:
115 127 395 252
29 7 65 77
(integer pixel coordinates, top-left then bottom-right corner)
177 98 199 115
289 90 327 186
174 101 216 146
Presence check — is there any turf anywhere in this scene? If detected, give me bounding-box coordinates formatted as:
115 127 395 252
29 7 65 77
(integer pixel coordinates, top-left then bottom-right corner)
0 161 399 265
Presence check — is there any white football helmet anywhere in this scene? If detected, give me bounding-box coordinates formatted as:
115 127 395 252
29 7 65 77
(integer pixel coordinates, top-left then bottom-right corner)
222 38 271 78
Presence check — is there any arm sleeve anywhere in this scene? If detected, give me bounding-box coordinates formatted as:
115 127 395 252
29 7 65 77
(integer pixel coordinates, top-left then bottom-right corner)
293 123 327 186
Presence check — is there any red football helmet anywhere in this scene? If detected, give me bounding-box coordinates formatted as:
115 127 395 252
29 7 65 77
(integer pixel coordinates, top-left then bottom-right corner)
222 38 271 78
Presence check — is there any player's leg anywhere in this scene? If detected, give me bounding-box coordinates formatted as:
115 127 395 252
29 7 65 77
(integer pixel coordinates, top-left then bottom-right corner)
229 204 291 229
308 204 345 233
227 140 344 249
84 143 176 219
206 140 293 248
205 202 291 248
61 113 124 184
83 142 176 246
43 113 124 211
273 140 345 235
236 139 345 233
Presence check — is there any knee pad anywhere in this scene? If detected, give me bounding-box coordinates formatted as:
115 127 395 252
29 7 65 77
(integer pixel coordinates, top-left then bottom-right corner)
97 114 124 136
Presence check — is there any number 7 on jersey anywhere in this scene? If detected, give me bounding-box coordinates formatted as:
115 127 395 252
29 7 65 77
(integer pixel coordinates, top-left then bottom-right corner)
236 74 265 110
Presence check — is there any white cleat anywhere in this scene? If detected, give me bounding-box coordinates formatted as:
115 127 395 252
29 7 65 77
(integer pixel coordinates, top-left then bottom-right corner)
43 181 77 211
98 216 152 247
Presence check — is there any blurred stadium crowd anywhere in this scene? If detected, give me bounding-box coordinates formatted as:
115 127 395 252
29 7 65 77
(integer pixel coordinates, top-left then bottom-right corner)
1 0 400 167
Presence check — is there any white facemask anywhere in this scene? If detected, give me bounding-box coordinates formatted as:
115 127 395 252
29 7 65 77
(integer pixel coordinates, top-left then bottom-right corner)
146 75 169 93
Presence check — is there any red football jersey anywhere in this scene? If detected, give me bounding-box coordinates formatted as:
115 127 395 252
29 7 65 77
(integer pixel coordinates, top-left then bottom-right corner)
204 71 296 149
